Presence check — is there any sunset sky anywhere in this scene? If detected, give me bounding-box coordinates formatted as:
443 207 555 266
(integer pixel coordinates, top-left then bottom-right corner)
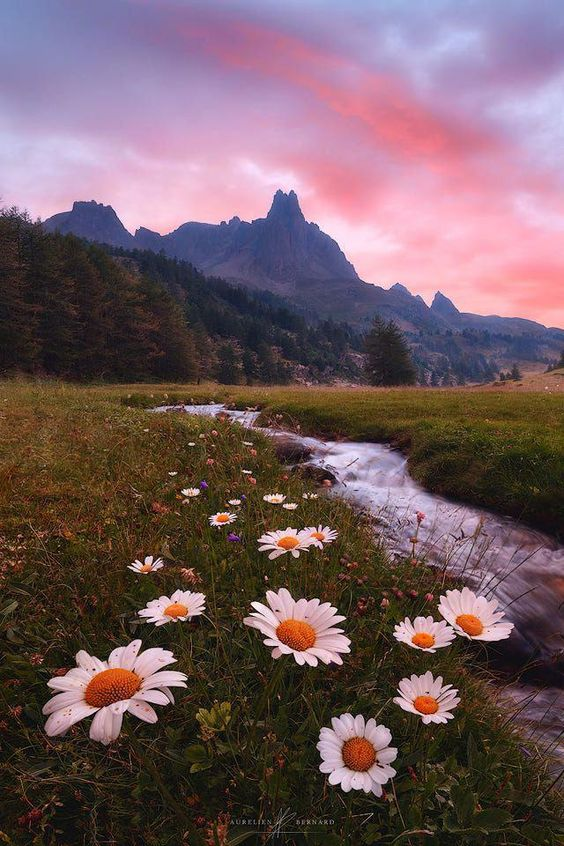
2 0 564 326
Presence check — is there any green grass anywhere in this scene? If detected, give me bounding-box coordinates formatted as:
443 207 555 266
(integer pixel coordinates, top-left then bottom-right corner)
114 382 564 537
0 382 561 845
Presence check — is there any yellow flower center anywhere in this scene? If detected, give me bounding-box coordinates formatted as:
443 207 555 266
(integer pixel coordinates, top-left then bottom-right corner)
277 535 300 550
216 514 230 523
311 531 325 540
412 632 435 649
139 563 152 572
84 668 141 708
164 602 189 618
276 619 316 651
455 613 484 636
413 695 439 715
342 737 376 772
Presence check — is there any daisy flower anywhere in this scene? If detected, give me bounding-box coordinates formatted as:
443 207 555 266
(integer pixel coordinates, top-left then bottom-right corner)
228 499 242 506
242 469 253 475
188 442 196 447
243 441 253 447
257 528 314 559
181 487 200 498
128 556 164 575
393 671 460 724
209 512 237 528
263 493 286 504
283 502 298 510
302 493 318 500
304 526 338 547
43 640 187 745
438 587 514 641
393 616 456 653
138 589 206 626
317 715 397 795
243 587 351 666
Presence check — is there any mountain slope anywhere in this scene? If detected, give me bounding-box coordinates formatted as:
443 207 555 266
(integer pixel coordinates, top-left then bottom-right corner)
43 192 564 382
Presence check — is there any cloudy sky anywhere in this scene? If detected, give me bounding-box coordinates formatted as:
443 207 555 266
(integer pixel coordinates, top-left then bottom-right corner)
2 0 564 326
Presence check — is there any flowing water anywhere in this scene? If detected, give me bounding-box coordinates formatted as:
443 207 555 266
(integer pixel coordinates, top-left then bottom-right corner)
155 403 564 763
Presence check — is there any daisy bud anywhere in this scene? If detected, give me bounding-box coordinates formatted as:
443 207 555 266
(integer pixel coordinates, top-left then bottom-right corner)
380 597 390 608
424 593 434 602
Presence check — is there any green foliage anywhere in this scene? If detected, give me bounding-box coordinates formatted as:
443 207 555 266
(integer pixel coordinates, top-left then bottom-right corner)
365 317 417 386
0 210 197 381
0 383 560 844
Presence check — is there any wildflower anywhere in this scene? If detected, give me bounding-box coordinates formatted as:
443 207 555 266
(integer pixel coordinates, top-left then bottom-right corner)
200 480 208 490
128 556 164 575
257 528 315 559
438 587 514 641
250 448 257 456
317 714 397 795
138 590 206 626
242 469 253 475
227 533 241 542
181 487 200 498
394 671 460 724
248 477 257 485
380 598 390 608
263 493 287 504
304 525 338 547
424 593 434 602
168 471 178 477
282 502 298 510
188 442 196 447
228 499 242 506
416 511 425 523
43 640 187 744
243 441 253 447
206 458 215 466
393 617 456 653
211 430 218 436
302 493 318 500
209 512 237 528
244 587 351 666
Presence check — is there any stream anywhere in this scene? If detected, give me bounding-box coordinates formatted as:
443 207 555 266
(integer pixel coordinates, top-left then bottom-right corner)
155 402 563 764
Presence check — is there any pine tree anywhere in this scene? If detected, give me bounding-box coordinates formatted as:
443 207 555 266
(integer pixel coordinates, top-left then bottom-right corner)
364 317 417 386
0 211 38 371
216 343 241 384
510 363 522 381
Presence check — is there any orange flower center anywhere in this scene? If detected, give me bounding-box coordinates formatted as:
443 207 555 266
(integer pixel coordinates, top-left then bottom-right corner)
277 535 300 550
311 531 325 540
139 563 152 572
164 602 189 618
276 619 316 651
455 613 484 636
216 514 230 523
413 695 439 715
412 632 435 649
342 737 376 772
84 668 141 707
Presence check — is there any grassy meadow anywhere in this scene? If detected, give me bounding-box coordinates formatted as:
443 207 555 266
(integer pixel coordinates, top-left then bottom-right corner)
0 381 562 845
121 380 564 536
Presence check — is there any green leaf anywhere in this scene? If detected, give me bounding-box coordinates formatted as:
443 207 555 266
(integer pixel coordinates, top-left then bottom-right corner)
183 744 207 763
473 808 512 832
452 783 475 825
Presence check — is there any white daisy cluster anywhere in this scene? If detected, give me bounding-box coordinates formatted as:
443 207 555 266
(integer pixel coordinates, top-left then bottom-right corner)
42 436 514 812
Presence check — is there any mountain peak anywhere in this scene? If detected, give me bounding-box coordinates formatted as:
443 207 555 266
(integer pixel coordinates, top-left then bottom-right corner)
267 189 304 222
44 199 135 248
391 282 413 296
431 290 460 316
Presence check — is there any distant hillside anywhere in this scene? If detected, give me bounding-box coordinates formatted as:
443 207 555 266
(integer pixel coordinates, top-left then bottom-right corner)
44 192 564 385
1 209 362 384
